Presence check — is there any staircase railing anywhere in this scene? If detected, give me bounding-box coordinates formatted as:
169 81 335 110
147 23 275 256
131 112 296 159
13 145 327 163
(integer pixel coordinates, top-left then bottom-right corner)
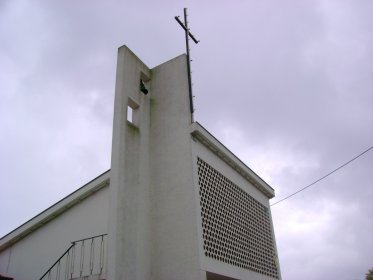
39 234 108 280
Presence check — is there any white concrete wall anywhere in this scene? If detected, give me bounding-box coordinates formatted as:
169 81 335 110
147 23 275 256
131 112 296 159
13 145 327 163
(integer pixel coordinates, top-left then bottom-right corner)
0 185 110 280
108 45 152 280
149 55 202 280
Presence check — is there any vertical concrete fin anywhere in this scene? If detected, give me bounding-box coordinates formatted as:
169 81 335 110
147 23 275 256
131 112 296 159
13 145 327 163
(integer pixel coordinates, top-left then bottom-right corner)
108 45 152 280
149 54 202 280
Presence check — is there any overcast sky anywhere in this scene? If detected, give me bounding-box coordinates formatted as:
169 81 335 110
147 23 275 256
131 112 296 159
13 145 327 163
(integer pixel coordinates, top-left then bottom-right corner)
1 1 373 279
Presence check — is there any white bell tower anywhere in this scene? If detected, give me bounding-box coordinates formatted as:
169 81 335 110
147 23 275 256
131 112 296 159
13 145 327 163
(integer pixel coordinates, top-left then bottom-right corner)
108 45 281 280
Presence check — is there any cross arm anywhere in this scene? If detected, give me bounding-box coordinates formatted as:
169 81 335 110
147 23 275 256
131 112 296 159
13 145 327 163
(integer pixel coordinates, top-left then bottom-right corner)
175 16 199 44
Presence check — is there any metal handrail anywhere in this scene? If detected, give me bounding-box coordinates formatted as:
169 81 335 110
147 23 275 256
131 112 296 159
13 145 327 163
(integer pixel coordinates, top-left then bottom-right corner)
71 233 107 244
39 234 107 280
39 244 74 280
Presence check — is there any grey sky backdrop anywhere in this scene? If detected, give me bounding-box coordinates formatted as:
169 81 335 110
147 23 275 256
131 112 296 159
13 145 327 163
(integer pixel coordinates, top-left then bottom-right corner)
1 1 373 279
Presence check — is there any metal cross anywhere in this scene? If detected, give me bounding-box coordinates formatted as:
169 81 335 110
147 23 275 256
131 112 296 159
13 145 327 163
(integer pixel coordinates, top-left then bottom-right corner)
175 8 199 122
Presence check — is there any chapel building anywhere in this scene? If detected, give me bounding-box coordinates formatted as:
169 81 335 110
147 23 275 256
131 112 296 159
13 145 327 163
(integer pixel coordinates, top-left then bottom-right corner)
0 46 281 280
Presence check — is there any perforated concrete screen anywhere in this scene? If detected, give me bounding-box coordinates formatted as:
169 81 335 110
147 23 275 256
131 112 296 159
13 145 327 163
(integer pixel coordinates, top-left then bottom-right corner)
197 158 279 279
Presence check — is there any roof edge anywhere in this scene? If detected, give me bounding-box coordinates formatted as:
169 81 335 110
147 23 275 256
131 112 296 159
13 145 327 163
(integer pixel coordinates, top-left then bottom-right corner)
0 170 111 251
191 122 275 198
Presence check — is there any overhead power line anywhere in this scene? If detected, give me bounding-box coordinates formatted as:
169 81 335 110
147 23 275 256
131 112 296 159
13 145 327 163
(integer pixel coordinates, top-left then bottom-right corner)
271 146 373 207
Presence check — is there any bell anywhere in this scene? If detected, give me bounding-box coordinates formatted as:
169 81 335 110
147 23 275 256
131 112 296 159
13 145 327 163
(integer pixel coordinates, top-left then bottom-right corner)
140 80 148 95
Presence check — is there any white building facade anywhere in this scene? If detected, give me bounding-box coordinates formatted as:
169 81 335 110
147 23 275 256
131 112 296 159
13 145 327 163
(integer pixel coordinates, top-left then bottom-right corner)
0 46 281 280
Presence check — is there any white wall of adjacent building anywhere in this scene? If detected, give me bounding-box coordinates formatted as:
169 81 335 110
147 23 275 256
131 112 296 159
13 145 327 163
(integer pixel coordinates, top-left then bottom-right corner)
0 185 110 280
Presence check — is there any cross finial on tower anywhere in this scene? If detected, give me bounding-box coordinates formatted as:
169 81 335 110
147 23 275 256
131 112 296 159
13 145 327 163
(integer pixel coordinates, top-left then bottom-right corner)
175 8 199 123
